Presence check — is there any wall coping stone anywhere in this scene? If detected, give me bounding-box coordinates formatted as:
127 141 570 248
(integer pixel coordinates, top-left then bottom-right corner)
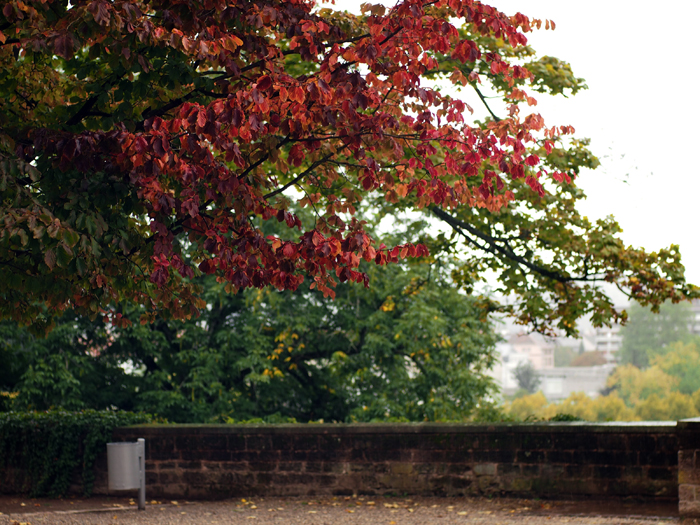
678 417 700 430
116 421 677 436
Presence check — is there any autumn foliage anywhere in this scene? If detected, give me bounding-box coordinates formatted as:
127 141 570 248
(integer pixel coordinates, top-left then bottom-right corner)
0 0 695 332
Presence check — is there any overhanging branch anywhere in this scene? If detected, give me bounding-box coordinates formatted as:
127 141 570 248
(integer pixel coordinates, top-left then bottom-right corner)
430 206 599 284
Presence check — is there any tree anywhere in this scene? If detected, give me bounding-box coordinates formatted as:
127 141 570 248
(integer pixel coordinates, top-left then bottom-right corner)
651 341 700 396
634 392 698 421
619 301 693 368
513 360 540 394
0 0 695 335
4 228 501 422
605 363 677 407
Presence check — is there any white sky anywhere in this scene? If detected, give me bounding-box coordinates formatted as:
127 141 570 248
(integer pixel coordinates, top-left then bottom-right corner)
332 0 700 286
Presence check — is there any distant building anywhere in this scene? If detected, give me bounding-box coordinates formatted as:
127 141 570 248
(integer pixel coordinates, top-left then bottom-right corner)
539 364 615 402
489 341 531 396
489 333 555 397
508 333 555 370
691 299 700 336
593 324 622 362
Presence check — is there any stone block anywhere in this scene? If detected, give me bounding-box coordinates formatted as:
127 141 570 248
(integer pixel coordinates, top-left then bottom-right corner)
680 483 697 501
516 450 545 463
647 451 677 467
498 463 520 476
174 435 200 455
680 484 700 517
521 464 540 477
551 433 590 451
597 433 629 450
365 449 400 462
473 463 497 476
476 475 499 494
182 469 209 486
281 461 306 472
593 466 622 480
246 435 273 452
248 461 277 472
520 433 552 450
473 449 514 463
627 434 659 454
540 464 565 479
503 477 532 492
200 435 228 451
390 463 414 475
648 466 676 481
148 437 176 460
228 434 246 451
200 450 231 462
158 471 181 484
178 460 202 470
321 462 347 474
564 464 592 479
546 450 573 464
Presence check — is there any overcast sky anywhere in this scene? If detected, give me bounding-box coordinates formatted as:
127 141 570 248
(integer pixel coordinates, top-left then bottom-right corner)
333 0 700 287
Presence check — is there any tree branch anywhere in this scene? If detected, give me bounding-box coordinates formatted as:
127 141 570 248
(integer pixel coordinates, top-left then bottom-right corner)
263 153 334 200
430 206 597 284
472 85 501 122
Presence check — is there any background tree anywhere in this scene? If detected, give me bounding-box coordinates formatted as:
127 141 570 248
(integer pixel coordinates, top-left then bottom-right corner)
650 341 700 396
0 0 696 338
513 360 540 394
619 301 693 368
4 219 501 422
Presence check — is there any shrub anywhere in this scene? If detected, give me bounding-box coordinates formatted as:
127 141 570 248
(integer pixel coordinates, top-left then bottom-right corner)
0 410 152 497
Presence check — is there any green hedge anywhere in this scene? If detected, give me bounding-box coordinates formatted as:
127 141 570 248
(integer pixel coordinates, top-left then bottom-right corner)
0 410 153 497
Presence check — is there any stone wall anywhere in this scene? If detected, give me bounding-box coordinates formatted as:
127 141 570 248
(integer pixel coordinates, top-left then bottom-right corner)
678 417 700 516
87 422 679 502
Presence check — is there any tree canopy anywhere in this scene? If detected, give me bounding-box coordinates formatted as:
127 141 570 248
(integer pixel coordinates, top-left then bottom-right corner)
2 237 501 422
0 0 696 336
619 301 694 368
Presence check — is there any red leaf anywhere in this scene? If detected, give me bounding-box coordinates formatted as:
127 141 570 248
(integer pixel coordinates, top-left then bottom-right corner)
44 249 56 270
525 155 539 167
54 34 75 60
199 259 216 274
257 75 272 91
288 144 304 167
88 0 111 25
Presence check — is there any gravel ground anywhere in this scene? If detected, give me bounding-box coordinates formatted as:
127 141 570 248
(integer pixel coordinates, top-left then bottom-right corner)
0 496 687 525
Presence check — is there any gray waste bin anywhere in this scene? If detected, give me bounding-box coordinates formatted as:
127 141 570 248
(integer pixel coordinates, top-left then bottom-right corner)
107 438 145 510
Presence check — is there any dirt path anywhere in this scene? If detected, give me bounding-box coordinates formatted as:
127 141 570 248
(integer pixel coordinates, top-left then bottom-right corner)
0 495 686 525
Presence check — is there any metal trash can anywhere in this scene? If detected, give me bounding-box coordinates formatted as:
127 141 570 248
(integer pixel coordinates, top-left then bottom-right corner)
107 438 146 510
